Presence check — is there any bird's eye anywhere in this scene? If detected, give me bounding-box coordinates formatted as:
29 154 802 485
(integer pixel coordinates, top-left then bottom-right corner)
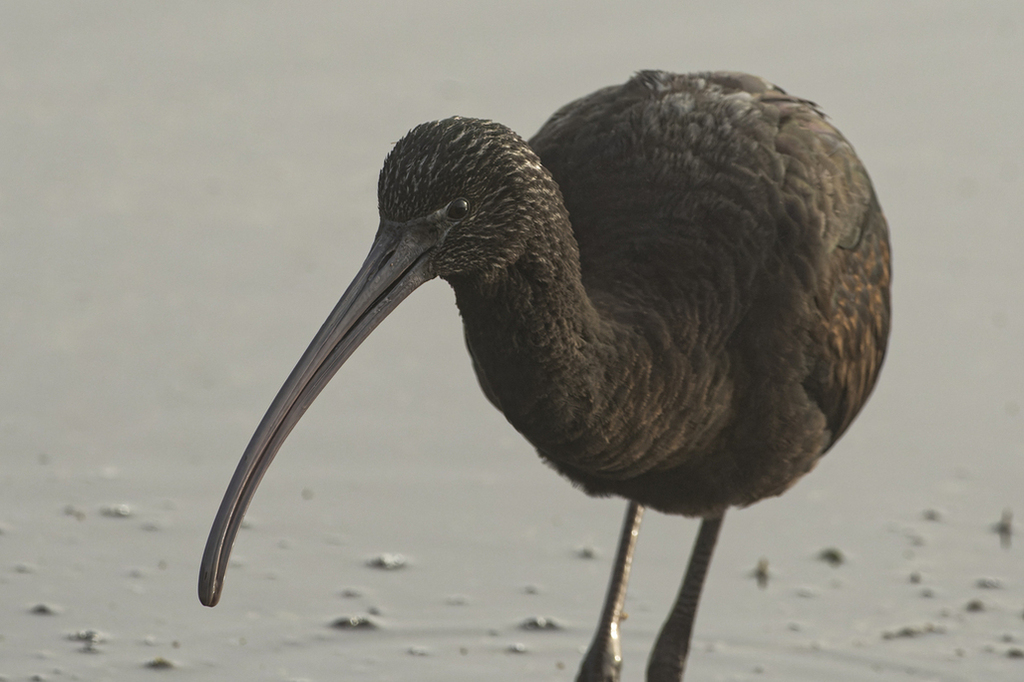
445 198 469 221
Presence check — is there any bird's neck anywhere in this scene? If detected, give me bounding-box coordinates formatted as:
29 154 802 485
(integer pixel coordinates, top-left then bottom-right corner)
448 216 632 469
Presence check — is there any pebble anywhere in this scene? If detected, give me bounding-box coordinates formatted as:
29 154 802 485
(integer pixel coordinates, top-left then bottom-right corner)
520 616 563 631
994 509 1013 548
63 505 86 521
29 603 61 615
67 629 105 646
753 557 769 588
100 504 133 518
144 657 174 669
366 553 406 570
330 615 379 630
817 547 844 566
881 623 945 639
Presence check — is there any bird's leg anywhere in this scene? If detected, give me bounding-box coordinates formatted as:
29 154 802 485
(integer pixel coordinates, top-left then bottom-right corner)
645 514 725 682
576 501 645 682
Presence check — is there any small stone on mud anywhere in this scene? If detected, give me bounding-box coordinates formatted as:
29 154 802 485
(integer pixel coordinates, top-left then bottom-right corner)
407 645 429 656
753 557 769 588
29 603 61 615
976 576 1003 589
817 547 844 566
366 553 406 570
100 504 133 518
508 642 527 653
67 629 105 644
994 508 1013 548
520 616 563 631
330 615 378 630
966 599 985 612
576 545 598 559
63 505 86 521
144 656 174 669
922 509 942 521
882 622 945 639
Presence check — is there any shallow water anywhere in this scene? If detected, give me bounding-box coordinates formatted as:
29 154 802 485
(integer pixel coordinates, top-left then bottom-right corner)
1 2 1022 680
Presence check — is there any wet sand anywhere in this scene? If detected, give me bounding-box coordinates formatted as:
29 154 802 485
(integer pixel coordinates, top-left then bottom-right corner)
1 2 1022 680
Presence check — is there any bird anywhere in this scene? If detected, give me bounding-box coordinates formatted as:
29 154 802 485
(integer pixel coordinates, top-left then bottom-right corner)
199 70 891 682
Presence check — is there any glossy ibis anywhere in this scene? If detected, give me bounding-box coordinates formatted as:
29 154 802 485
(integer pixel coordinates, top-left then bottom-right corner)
199 71 891 681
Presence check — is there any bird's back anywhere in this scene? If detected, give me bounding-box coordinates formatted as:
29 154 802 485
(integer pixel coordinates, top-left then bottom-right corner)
527 71 891 514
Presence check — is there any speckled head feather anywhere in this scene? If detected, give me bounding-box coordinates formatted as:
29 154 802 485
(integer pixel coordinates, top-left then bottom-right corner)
378 117 542 221
377 116 568 278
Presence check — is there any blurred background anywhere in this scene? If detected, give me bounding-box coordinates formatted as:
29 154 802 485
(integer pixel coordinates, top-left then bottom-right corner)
1 2 1021 680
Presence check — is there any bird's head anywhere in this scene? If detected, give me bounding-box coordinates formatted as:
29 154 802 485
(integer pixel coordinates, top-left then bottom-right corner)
376 117 560 279
199 116 561 607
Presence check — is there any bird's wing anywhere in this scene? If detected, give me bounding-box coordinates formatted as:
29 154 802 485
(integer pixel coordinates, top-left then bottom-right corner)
531 71 891 450
756 87 891 445
760 88 874 252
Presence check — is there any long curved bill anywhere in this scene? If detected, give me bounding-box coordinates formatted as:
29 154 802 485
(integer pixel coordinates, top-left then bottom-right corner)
199 221 440 607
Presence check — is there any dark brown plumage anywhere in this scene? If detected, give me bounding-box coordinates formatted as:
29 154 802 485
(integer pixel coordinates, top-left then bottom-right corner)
450 71 889 517
199 70 890 682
